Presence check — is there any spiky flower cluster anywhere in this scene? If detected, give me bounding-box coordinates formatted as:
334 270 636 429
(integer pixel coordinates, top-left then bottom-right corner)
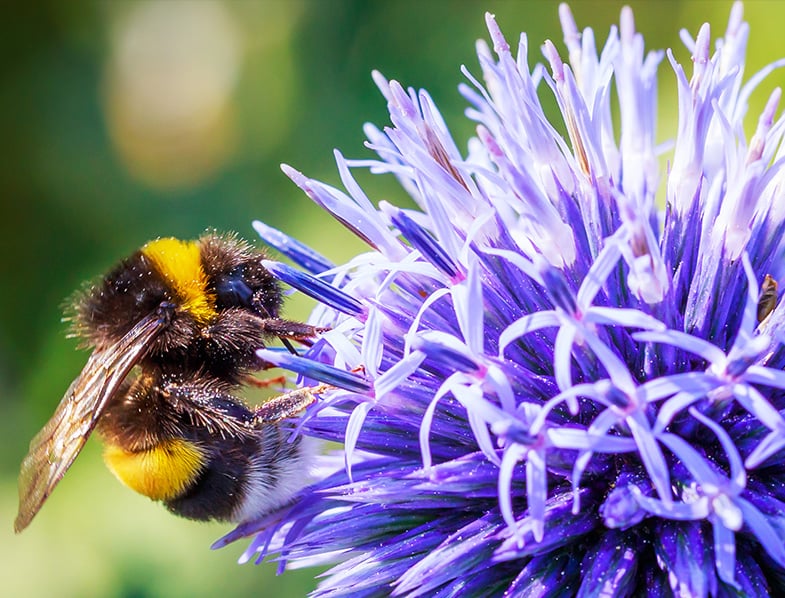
220 3 785 595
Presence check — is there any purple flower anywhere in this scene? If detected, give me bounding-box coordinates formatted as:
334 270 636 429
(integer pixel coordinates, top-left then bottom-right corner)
219 2 785 595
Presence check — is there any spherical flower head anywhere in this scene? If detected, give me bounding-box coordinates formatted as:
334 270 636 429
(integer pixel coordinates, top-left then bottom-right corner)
219 2 785 595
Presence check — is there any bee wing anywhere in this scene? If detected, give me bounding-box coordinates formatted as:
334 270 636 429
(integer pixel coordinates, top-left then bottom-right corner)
15 313 166 533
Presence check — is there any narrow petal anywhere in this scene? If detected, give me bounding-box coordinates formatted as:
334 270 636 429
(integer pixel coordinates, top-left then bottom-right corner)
262 260 365 317
253 220 335 275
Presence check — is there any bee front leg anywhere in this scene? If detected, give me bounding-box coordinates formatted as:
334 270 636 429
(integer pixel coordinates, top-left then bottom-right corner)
258 318 327 344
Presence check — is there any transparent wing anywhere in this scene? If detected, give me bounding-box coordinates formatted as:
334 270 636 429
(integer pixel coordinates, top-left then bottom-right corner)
15 313 166 532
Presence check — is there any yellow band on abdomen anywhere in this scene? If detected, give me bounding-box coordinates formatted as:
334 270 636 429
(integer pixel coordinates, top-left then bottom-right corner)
103 438 206 501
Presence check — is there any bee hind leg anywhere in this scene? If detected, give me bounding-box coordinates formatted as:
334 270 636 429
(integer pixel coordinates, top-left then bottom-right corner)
254 386 323 424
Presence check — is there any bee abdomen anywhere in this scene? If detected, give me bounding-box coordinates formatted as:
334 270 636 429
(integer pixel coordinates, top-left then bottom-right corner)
165 427 312 523
230 428 313 523
103 438 206 501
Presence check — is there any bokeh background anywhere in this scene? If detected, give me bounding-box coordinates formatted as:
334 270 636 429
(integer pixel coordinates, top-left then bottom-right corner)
2 1 783 596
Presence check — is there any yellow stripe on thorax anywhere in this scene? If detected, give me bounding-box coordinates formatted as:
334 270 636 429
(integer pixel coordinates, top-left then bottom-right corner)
103 438 206 501
142 238 217 324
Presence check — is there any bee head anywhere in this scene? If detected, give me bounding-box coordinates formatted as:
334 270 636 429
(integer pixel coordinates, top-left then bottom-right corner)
75 234 282 356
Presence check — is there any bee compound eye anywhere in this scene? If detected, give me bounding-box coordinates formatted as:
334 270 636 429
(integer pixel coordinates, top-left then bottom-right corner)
215 270 254 309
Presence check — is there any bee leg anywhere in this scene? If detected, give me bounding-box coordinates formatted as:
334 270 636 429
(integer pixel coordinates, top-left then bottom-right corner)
244 373 287 388
254 366 363 423
254 386 326 424
259 318 328 343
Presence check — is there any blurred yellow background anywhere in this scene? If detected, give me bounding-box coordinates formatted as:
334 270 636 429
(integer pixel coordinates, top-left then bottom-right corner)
1 1 783 596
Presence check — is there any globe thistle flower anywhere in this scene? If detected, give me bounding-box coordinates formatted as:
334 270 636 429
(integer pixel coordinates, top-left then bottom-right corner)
217 2 785 595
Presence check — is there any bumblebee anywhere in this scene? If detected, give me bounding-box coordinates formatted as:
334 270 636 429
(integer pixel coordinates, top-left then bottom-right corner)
15 233 321 533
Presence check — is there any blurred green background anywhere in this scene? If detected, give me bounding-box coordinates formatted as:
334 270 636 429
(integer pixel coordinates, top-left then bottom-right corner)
1 1 783 596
